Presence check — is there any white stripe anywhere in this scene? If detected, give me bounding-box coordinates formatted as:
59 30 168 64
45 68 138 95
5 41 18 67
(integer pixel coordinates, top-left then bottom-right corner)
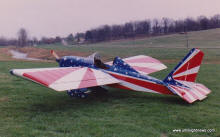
105 55 146 65
49 68 87 91
119 80 159 94
173 66 200 78
123 55 147 61
176 80 194 85
182 89 197 102
177 87 196 102
128 63 167 70
190 88 206 100
194 86 210 94
176 80 211 95
92 69 119 85
171 85 196 102
174 49 199 74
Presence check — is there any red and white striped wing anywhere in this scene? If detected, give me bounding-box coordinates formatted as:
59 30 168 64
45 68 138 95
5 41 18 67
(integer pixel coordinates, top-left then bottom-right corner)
169 81 211 103
106 55 167 75
11 67 119 91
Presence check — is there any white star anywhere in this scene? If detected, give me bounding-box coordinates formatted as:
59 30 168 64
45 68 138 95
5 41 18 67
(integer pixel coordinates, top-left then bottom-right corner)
168 77 172 81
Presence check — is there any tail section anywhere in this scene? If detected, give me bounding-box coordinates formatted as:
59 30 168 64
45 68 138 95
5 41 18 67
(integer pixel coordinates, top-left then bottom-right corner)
164 48 211 103
168 82 211 103
164 48 204 83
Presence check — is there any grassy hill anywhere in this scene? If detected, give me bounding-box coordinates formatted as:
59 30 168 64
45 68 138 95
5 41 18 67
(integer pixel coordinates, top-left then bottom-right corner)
38 28 220 62
0 29 220 137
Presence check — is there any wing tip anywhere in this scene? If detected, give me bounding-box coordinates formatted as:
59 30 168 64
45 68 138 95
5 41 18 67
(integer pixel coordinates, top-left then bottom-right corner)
10 69 15 75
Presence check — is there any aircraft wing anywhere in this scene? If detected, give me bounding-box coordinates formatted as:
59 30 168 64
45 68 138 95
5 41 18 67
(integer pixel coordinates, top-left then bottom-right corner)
106 55 167 75
10 67 120 91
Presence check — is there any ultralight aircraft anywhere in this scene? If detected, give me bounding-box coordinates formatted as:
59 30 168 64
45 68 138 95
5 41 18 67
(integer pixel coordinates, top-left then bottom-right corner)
10 48 211 103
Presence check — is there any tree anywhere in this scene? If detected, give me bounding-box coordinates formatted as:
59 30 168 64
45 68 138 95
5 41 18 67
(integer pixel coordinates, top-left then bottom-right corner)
174 20 185 32
32 37 38 45
198 16 210 30
17 28 28 47
162 17 169 34
123 22 134 38
0 37 8 46
134 20 151 35
66 33 74 43
210 14 220 28
184 17 199 31
111 25 123 39
152 19 161 35
54 36 62 43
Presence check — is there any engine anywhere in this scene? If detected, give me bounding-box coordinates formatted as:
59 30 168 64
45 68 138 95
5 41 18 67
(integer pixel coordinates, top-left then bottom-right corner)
58 52 108 69
59 56 94 67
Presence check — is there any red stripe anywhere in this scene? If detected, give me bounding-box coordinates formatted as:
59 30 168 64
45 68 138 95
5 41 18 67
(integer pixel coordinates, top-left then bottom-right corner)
173 51 204 76
171 86 195 103
23 68 80 86
174 73 198 82
110 73 173 95
78 68 97 89
183 94 194 103
184 89 200 100
193 86 208 96
174 86 199 100
197 84 211 94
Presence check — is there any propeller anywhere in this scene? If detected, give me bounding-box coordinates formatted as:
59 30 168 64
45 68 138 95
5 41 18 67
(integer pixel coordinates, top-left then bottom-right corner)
50 50 60 62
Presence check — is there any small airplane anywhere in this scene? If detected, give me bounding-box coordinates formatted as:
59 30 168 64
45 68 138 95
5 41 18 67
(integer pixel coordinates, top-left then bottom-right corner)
10 48 211 103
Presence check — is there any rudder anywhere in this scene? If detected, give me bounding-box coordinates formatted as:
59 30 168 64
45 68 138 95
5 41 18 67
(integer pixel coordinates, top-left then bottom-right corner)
164 48 204 83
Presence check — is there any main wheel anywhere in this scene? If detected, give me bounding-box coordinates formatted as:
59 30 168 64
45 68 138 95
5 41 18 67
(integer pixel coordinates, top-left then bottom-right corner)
67 88 88 98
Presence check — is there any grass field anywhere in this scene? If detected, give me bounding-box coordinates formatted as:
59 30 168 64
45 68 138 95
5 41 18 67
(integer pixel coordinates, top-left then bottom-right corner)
0 29 220 137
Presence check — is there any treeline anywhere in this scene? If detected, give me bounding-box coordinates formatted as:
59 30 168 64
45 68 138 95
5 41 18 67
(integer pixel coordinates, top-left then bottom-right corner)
0 29 78 47
1 14 220 46
84 14 220 42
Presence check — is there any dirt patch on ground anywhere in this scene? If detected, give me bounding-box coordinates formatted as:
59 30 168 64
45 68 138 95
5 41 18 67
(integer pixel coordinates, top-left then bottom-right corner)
0 47 13 61
16 47 88 60
0 46 88 62
0 97 9 102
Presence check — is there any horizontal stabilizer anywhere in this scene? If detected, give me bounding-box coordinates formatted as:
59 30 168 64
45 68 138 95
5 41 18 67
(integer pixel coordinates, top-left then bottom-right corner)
106 55 167 75
168 81 211 103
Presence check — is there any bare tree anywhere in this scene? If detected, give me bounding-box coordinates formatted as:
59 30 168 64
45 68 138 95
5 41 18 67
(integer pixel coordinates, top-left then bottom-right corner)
162 17 169 34
17 28 28 47
152 19 161 35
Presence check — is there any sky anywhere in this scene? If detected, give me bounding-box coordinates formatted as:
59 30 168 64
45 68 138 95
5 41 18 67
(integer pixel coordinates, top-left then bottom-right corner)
0 0 220 39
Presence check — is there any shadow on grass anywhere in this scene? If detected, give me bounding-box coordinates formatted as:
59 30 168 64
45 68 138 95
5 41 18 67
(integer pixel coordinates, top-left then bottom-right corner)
26 88 190 113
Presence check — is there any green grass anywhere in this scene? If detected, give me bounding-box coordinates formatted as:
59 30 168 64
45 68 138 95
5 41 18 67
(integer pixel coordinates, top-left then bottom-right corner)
1 58 220 137
1 29 220 137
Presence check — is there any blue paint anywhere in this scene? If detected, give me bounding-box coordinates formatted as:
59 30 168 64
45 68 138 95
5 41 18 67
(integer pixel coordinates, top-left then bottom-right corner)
57 55 166 87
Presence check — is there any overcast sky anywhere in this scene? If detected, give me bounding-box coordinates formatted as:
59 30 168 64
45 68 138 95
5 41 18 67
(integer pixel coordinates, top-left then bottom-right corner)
0 0 220 39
